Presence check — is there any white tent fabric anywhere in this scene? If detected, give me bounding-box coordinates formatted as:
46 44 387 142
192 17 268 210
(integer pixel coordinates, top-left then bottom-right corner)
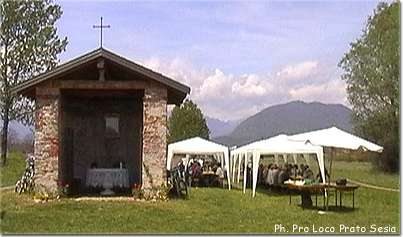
289 126 383 152
167 137 231 190
231 127 383 197
231 135 324 197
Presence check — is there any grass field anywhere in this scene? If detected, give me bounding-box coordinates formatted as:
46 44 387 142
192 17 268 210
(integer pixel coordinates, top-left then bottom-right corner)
331 161 400 190
0 152 400 234
0 151 26 187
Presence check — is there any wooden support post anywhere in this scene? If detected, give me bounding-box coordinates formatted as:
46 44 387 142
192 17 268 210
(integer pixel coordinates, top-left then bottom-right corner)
289 192 291 205
335 190 337 207
340 191 343 207
326 147 335 211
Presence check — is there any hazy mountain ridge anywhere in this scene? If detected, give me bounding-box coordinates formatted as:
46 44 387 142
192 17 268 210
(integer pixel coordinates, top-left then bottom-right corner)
206 117 241 138
1 120 33 139
212 101 353 146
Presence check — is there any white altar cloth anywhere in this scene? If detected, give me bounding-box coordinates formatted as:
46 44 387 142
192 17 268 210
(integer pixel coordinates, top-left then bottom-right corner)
86 168 129 188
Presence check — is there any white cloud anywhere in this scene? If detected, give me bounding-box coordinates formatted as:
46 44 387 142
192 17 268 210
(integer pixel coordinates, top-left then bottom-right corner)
141 57 207 89
139 58 347 121
231 74 271 97
197 69 232 100
289 79 347 104
276 61 319 82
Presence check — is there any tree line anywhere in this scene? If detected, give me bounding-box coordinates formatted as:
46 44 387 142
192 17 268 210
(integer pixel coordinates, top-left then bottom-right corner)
339 1 400 172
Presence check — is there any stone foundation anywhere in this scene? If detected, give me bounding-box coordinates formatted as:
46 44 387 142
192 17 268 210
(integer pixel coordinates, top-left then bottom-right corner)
142 84 167 189
34 88 60 193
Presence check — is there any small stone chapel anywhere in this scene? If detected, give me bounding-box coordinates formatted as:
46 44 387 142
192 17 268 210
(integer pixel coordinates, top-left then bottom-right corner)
12 48 190 193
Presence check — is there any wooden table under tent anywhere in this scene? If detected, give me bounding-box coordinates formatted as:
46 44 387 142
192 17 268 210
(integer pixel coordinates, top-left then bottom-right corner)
285 181 359 209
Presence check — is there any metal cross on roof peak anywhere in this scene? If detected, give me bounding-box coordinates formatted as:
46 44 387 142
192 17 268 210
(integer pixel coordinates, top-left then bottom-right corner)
93 17 110 48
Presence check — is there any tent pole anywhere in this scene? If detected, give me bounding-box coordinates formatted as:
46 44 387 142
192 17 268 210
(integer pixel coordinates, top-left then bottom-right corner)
224 152 231 190
237 154 242 183
243 153 248 194
232 154 237 183
326 147 334 210
252 151 260 197
328 147 334 184
230 154 234 182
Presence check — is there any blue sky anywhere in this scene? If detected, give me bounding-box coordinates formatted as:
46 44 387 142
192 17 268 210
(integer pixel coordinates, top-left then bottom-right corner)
56 0 382 121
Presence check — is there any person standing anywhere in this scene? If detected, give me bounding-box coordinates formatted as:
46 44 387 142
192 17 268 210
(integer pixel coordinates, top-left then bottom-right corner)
215 163 225 187
272 164 280 185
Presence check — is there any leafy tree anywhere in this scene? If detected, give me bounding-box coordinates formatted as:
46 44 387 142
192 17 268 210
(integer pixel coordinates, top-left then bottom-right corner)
0 127 17 151
168 99 210 143
339 2 399 172
0 0 67 166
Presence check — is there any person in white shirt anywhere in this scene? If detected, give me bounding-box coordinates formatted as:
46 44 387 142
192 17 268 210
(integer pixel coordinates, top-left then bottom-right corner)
266 164 273 185
215 163 225 187
272 164 280 185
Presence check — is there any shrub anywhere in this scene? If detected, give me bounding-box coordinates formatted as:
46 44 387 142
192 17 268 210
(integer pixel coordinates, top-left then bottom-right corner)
57 181 70 197
131 183 143 199
33 184 58 202
132 183 172 201
376 142 399 173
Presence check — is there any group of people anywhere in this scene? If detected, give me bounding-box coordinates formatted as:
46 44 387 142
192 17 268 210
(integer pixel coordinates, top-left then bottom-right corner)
257 163 317 186
176 158 225 187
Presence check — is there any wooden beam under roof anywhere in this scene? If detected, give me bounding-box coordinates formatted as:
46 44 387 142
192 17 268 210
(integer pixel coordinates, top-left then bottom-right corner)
54 80 146 90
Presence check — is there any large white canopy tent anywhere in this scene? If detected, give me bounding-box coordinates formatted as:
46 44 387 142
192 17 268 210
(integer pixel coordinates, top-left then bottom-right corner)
289 126 383 153
231 135 325 197
167 137 231 189
230 127 383 198
289 126 383 189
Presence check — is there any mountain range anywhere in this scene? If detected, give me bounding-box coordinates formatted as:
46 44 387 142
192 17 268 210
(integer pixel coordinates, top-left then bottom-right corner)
205 117 242 138
210 101 353 146
1 120 33 139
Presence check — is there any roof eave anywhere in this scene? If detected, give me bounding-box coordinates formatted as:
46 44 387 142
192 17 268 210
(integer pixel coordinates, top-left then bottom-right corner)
11 48 103 95
10 47 190 97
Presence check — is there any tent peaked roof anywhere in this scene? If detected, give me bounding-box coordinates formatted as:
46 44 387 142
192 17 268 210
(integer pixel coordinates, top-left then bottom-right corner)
232 134 323 155
168 137 228 153
11 47 190 103
289 126 383 153
232 134 286 154
241 134 288 149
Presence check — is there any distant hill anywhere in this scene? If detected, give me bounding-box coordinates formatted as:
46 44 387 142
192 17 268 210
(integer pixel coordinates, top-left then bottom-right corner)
206 117 241 138
213 101 353 146
0 120 33 139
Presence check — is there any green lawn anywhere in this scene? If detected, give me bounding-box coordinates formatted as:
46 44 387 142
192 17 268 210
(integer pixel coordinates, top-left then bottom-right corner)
331 161 399 189
0 152 400 234
0 151 26 187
